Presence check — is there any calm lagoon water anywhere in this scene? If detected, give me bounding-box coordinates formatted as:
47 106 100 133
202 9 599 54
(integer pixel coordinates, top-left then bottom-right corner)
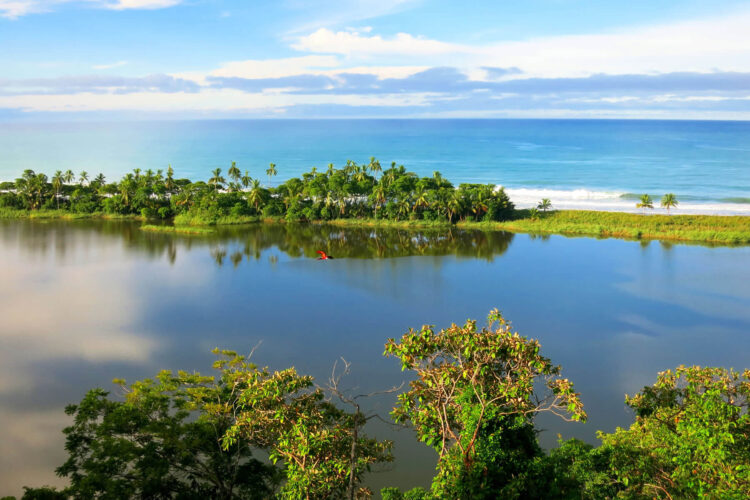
0 220 749 496
1 119 750 213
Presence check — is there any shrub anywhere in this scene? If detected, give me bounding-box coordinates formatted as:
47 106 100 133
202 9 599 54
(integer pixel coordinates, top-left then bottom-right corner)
598 366 750 498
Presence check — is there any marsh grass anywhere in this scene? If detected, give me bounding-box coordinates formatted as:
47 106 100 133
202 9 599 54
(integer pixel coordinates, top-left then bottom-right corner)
5 207 749 245
463 210 750 244
173 213 262 226
140 224 215 235
0 208 142 221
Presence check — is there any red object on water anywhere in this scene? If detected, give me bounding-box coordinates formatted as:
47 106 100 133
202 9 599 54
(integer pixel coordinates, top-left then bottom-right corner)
317 250 333 260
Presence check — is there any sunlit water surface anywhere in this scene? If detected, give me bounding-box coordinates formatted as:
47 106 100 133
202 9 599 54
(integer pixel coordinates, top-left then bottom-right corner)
0 220 749 496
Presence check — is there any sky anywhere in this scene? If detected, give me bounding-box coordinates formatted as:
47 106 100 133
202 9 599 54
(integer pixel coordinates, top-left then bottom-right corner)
1 0 750 120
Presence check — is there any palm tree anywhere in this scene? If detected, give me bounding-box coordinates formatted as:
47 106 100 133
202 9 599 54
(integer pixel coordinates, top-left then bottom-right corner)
63 170 75 184
397 199 410 220
266 163 277 186
372 183 386 219
472 190 490 220
447 192 463 222
368 157 382 179
165 165 176 193
120 174 135 207
661 193 678 214
636 194 653 214
52 171 63 209
228 161 241 184
283 182 303 209
326 163 335 176
247 179 264 212
208 168 226 192
413 187 429 213
354 166 367 183
241 171 252 190
537 198 552 212
93 173 106 188
78 171 89 186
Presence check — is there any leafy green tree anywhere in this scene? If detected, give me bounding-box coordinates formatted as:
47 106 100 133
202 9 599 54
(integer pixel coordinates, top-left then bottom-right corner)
537 198 552 212
78 171 88 186
636 194 653 214
15 170 49 210
660 193 678 214
63 170 74 184
384 310 586 498
598 366 750 498
52 358 279 499
220 352 393 499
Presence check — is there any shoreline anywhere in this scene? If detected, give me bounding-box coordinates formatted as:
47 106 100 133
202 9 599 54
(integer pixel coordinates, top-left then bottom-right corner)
4 208 749 246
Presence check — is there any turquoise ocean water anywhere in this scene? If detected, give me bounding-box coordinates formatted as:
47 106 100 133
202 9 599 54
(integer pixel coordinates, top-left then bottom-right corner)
1 119 749 213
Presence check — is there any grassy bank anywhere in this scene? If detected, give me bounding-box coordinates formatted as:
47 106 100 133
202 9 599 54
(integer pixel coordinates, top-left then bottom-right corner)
0 208 143 221
321 218 452 229
140 224 215 235
175 210 750 245
462 209 750 245
173 212 262 226
4 207 750 245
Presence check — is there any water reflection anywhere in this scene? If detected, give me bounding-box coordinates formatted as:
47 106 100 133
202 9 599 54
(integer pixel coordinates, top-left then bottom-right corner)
0 220 515 266
0 220 748 497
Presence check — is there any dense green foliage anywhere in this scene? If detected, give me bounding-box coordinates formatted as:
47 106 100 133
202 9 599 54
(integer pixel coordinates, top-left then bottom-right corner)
13 314 750 499
51 358 281 499
384 310 586 498
0 160 513 225
598 366 750 498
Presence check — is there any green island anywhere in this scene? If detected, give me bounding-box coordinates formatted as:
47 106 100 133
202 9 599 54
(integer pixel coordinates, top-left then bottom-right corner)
10 310 750 500
2 160 749 245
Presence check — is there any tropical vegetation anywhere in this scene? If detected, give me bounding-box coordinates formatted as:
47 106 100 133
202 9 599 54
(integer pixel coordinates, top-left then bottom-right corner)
12 310 749 499
0 160 513 226
2 162 748 245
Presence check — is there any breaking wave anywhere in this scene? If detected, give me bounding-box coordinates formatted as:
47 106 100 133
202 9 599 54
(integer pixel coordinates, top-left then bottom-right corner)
500 187 750 215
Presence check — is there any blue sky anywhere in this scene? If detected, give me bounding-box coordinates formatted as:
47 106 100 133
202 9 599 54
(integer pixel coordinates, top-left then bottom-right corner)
2 0 750 119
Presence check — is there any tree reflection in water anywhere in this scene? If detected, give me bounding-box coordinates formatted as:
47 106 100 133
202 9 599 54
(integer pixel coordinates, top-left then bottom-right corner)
0 220 515 267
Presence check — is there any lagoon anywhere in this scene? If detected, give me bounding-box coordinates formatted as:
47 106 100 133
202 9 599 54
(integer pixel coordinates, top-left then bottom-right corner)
0 219 749 495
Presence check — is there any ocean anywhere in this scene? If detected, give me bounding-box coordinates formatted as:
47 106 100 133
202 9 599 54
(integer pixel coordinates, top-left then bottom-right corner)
1 119 749 214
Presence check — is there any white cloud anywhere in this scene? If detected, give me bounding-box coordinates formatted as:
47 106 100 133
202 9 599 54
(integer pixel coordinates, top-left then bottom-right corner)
293 28 460 56
0 0 182 18
293 9 750 78
105 0 181 10
0 87 433 112
174 55 427 86
210 55 341 80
